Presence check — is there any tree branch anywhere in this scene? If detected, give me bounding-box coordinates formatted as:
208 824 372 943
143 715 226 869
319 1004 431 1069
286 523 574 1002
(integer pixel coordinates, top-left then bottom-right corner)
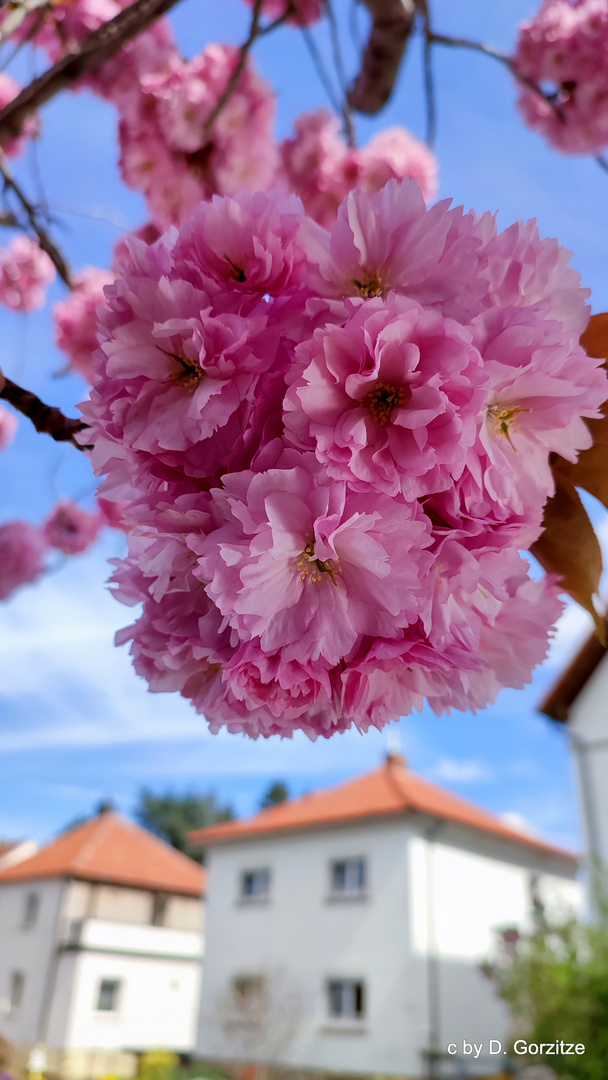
0 0 186 146
348 0 416 115
0 157 73 287
201 0 264 139
0 376 90 449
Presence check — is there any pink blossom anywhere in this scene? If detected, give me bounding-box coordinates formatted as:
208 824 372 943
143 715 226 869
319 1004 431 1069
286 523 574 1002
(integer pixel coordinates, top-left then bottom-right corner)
79 183 602 739
281 111 438 228
360 127 438 203
195 454 433 666
119 45 277 228
0 521 47 600
44 500 102 555
0 237 56 313
0 73 39 157
515 0 608 154
0 405 17 451
285 295 487 499
54 267 113 382
174 191 308 296
300 179 484 305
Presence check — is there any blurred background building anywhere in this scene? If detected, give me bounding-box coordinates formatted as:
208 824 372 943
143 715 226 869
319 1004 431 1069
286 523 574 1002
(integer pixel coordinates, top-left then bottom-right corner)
190 752 580 1080
0 806 204 1080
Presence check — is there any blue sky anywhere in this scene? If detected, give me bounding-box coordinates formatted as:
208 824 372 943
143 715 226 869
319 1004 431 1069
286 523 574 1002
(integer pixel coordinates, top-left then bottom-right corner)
0 0 605 848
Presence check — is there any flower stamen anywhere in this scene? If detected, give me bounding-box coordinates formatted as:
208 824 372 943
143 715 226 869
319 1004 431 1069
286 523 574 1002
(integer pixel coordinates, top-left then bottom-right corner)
157 346 203 389
363 381 407 426
487 404 529 449
297 540 341 587
352 270 384 299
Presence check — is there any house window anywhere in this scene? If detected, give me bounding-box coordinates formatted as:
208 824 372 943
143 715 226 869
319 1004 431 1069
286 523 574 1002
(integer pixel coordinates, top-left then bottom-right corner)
330 858 367 896
151 893 168 926
9 971 25 1013
232 976 266 1024
96 978 121 1012
327 979 365 1022
240 868 271 901
22 893 40 929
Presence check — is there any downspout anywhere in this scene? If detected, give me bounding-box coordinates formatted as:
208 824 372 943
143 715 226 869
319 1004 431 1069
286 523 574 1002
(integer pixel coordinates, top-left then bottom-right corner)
424 819 443 1080
569 732 603 909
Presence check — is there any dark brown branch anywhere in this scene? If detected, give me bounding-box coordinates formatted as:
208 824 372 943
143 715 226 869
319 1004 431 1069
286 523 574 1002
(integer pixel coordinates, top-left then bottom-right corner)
348 0 416 115
0 158 73 287
201 0 264 139
0 0 186 146
0 376 90 450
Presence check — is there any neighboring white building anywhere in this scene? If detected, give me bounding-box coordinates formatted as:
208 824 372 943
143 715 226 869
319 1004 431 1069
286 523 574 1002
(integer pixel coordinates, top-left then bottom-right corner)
191 753 580 1080
541 632 608 874
0 842 38 872
0 807 205 1080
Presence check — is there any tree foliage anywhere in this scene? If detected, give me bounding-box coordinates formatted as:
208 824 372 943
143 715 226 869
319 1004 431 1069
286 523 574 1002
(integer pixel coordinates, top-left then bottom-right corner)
133 788 234 863
260 781 290 809
489 907 608 1080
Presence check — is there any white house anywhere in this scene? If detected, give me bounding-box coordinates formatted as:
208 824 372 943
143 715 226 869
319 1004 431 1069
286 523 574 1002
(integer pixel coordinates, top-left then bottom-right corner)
0 807 205 1080
541 631 608 875
190 753 580 1080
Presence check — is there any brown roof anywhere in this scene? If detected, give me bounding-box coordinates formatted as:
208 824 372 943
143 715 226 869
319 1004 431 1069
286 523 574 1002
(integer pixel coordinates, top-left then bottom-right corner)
189 754 576 863
0 811 206 896
540 631 607 722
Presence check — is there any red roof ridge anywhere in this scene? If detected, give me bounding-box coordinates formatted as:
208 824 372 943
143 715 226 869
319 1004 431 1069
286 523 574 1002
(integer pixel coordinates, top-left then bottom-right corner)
189 758 576 864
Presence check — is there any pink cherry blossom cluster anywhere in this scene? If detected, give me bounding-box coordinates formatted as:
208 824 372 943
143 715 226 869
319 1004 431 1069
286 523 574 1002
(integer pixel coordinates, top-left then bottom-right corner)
54 268 114 382
0 237 56 313
0 499 104 601
80 179 608 738
280 110 438 227
515 0 608 153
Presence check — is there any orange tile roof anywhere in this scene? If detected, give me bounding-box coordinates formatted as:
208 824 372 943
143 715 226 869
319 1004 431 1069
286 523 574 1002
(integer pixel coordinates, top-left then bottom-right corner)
189 755 576 863
0 812 206 896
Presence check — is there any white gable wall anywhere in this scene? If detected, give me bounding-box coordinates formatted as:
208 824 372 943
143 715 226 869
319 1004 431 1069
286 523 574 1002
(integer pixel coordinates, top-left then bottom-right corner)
197 817 580 1079
568 653 608 871
0 878 67 1046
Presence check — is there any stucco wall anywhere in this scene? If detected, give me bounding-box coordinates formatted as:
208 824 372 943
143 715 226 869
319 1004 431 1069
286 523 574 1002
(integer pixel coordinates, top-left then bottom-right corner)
197 818 580 1079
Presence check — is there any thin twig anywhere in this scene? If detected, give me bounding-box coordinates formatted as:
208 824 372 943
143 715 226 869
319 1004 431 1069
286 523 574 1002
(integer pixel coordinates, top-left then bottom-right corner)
201 0 264 138
595 154 608 173
301 25 343 117
0 0 186 146
418 1 436 148
428 30 562 111
0 376 90 449
0 156 73 287
324 0 357 147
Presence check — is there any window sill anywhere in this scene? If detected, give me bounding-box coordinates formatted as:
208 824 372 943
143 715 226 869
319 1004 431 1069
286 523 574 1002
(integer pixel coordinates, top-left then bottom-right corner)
325 892 369 903
236 897 271 906
321 1023 367 1035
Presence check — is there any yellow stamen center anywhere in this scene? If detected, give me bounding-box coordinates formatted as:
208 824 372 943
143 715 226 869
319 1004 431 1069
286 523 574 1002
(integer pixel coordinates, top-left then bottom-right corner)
297 540 341 587
363 382 407 426
352 271 384 299
158 347 203 389
486 404 528 449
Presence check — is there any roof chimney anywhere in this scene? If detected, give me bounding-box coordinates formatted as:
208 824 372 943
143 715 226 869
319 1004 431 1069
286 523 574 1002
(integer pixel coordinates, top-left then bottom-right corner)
96 800 115 816
385 728 407 768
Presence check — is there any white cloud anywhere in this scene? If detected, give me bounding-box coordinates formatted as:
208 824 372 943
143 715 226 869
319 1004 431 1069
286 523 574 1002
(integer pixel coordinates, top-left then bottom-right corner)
428 757 494 784
499 811 540 837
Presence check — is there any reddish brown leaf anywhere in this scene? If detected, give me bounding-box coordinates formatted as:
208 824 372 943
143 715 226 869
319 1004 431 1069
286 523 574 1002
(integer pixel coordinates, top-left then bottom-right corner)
531 476 605 643
549 313 608 510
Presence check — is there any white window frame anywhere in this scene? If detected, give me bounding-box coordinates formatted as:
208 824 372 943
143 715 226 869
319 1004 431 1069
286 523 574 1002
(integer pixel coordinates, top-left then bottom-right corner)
95 978 121 1013
239 867 271 902
329 857 367 898
22 892 40 929
326 978 366 1025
